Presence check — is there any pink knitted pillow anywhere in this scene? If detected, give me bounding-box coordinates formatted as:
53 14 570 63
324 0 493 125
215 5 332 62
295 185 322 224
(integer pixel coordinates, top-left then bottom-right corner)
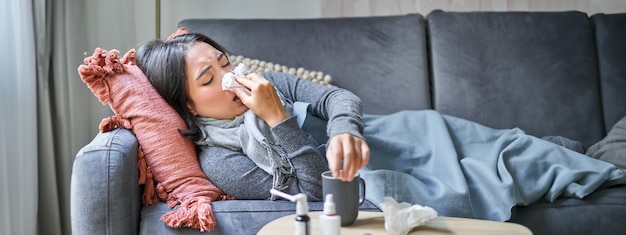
78 48 233 232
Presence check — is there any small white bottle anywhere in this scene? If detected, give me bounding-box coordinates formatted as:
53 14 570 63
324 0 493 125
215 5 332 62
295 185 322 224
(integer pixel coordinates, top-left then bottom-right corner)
270 189 311 235
319 194 341 235
294 196 311 235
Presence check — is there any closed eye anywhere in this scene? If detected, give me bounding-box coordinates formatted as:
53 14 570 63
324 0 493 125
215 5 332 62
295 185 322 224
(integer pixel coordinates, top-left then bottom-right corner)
219 53 230 68
202 77 213 86
200 54 229 86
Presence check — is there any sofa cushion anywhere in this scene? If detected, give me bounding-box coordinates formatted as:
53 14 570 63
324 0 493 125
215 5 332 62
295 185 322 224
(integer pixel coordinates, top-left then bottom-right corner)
509 185 626 235
139 200 380 234
586 115 626 169
70 128 141 235
179 14 431 115
427 10 604 147
591 13 626 133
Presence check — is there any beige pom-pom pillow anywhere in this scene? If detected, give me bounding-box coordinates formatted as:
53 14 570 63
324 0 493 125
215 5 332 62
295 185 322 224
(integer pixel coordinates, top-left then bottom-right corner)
228 55 333 86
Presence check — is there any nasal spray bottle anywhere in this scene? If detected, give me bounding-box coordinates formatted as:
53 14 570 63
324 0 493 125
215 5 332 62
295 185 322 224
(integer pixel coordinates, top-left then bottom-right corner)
319 194 341 235
270 189 310 235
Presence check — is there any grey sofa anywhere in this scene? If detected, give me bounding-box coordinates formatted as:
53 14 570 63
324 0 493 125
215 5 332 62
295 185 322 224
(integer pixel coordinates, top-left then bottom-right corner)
70 11 626 235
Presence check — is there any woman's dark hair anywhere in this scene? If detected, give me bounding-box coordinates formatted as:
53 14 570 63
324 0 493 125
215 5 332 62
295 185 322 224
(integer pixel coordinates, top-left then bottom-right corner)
135 33 229 142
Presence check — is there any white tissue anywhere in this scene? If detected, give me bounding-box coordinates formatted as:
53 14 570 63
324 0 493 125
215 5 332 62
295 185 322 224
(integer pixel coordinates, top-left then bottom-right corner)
221 63 249 90
221 73 241 90
379 197 437 235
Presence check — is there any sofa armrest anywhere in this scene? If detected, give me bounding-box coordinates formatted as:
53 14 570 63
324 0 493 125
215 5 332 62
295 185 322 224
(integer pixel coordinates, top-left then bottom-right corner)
70 128 142 235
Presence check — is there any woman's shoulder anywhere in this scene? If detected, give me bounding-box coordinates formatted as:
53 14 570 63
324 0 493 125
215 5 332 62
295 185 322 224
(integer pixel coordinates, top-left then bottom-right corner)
262 71 296 83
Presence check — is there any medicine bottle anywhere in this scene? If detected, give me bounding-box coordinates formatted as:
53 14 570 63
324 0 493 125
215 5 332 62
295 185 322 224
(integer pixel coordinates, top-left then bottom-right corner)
319 194 341 235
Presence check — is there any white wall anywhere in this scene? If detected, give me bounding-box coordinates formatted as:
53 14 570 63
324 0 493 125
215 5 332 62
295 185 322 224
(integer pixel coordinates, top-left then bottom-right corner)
320 0 626 17
159 0 323 39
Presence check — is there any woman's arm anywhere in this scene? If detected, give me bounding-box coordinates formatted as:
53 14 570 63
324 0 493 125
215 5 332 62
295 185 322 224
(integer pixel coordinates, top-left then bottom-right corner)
198 116 328 201
264 72 370 181
263 72 364 139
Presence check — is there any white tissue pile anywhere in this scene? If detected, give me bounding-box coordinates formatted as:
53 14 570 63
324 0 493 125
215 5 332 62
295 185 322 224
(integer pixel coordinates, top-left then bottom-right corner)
379 196 437 235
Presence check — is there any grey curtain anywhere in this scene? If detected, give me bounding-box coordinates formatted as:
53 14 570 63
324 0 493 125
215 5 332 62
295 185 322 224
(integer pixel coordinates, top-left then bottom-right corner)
1 0 39 233
1 0 115 234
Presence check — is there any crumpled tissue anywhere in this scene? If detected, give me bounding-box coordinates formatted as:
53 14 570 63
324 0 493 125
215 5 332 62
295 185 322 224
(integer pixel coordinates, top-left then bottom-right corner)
379 196 438 235
222 63 249 90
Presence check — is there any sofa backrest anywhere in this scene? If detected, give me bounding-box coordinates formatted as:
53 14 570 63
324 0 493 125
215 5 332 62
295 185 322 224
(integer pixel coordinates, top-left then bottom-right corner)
178 11 625 147
591 13 626 133
179 14 431 115
427 10 605 147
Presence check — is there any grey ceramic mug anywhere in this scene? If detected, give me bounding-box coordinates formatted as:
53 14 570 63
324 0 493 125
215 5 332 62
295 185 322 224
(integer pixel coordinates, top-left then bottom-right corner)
321 171 366 226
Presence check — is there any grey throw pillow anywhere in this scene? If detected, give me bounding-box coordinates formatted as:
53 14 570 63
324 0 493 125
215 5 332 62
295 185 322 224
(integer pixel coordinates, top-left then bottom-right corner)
586 116 626 169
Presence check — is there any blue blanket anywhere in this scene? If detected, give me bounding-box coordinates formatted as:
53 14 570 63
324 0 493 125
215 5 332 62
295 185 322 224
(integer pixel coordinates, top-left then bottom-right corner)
358 110 625 221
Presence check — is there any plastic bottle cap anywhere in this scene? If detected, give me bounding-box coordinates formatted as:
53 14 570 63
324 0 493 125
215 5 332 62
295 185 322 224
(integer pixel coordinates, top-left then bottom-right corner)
324 194 336 215
320 194 341 235
296 196 309 216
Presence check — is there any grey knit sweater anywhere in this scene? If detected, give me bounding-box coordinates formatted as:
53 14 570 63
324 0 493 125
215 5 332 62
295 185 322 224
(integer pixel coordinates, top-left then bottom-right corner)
197 72 364 201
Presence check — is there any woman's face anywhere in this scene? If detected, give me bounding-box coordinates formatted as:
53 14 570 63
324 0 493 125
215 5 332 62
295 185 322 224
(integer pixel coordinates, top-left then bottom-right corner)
185 42 248 119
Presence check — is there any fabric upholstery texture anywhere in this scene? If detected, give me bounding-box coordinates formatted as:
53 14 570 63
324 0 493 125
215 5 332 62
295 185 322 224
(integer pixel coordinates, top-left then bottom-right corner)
509 185 626 235
70 128 141 235
140 199 380 235
179 14 431 115
427 10 604 147
587 116 626 169
591 13 626 133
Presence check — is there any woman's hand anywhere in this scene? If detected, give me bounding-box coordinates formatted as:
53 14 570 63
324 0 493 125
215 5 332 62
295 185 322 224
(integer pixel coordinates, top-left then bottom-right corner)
231 73 288 127
326 133 370 181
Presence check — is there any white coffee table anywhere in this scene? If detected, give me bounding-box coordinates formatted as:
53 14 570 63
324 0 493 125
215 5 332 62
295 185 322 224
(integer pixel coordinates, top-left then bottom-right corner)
258 211 532 235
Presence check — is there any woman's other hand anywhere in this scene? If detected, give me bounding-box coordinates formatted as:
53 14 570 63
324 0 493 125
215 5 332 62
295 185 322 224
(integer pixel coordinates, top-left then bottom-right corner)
231 73 288 127
326 133 370 181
